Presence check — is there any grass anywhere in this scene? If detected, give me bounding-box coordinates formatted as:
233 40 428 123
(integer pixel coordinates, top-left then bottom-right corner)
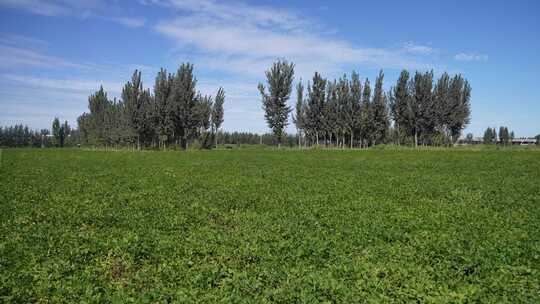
1 148 539 303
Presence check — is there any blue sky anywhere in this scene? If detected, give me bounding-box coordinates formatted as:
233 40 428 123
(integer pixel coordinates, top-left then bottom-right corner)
0 0 539 136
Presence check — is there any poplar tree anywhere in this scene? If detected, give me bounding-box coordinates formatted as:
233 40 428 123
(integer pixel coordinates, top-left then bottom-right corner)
292 81 305 147
52 118 61 147
337 75 352 147
389 70 410 145
433 72 451 143
211 87 225 147
483 127 492 144
122 70 145 149
349 71 362 148
409 71 434 146
447 75 471 142
324 80 339 146
154 68 173 148
306 72 326 146
371 70 389 145
169 63 198 149
195 94 213 149
62 120 70 146
359 78 371 147
258 60 295 147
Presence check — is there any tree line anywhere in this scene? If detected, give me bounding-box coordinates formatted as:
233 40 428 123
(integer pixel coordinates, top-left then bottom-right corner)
259 60 472 147
482 126 515 145
77 63 225 149
4 60 540 149
0 119 78 148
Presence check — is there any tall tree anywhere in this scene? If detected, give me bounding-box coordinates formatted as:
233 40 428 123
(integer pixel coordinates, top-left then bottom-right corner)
154 68 173 148
52 118 61 147
122 70 145 149
447 75 471 143
195 94 213 149
336 75 352 148
409 71 434 146
324 80 339 146
349 71 362 148
211 87 225 147
306 72 326 146
258 60 295 147
86 86 110 145
371 70 389 145
499 126 509 146
389 70 410 145
359 78 372 147
169 63 198 149
292 80 305 147
433 72 451 144
61 120 70 147
483 127 497 144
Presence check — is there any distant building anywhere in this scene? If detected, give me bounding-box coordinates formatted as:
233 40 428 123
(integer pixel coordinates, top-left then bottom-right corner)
456 137 537 145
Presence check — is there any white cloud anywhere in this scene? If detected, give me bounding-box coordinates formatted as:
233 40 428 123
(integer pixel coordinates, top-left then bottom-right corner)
0 0 145 29
1 74 123 94
154 3 435 79
454 52 488 62
402 41 434 55
148 0 306 31
106 17 146 28
150 0 438 132
0 45 93 69
0 0 69 16
0 33 49 48
0 0 102 16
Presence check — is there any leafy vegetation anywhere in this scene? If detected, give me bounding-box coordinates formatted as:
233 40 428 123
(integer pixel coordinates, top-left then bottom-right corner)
1 148 539 302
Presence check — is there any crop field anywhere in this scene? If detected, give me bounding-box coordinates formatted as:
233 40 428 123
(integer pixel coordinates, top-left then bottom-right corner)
1 148 540 303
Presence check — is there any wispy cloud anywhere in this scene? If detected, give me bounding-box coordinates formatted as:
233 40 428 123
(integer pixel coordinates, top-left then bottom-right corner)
1 74 123 94
0 0 101 16
0 0 68 16
146 0 307 31
105 17 146 28
153 1 436 79
0 0 145 28
402 41 434 55
454 52 488 62
0 44 93 69
0 33 49 48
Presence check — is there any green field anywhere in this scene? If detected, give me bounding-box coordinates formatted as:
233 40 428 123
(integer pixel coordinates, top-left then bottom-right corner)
1 148 539 302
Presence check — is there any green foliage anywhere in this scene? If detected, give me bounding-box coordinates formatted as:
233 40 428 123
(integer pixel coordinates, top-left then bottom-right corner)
483 127 497 144
371 70 390 145
0 125 46 147
258 60 295 146
1 148 539 302
77 63 224 150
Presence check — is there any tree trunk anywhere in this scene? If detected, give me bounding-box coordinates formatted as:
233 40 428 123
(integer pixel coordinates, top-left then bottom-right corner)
414 131 418 148
316 131 319 147
329 133 332 147
396 124 400 146
350 132 353 149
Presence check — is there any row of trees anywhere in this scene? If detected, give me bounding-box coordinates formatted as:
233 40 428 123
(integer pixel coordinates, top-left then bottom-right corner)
0 125 46 148
482 126 515 145
0 119 74 148
51 118 71 147
258 60 472 147
77 63 225 149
